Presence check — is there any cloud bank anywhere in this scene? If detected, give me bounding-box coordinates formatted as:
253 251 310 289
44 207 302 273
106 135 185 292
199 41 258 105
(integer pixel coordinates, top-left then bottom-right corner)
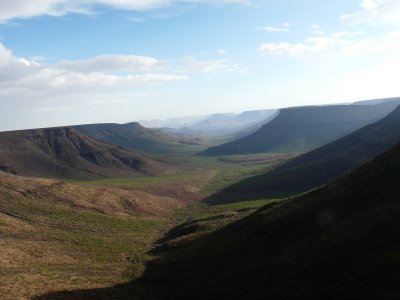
0 42 186 100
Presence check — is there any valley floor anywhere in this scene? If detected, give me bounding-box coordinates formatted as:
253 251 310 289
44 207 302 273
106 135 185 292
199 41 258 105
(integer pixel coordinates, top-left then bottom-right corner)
0 153 294 299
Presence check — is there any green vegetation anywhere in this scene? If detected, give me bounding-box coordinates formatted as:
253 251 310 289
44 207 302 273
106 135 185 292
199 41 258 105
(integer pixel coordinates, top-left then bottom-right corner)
0 127 179 180
1 152 293 298
38 142 400 300
207 105 400 203
202 103 398 156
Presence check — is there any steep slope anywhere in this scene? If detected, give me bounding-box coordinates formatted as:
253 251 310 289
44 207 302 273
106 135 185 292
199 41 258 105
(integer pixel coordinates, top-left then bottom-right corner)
74 122 192 154
0 127 174 180
202 102 398 156
40 140 400 300
0 171 182 298
208 105 400 202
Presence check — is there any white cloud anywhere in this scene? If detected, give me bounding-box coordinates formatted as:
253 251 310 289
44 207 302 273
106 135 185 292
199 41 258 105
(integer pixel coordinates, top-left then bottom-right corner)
56 55 163 73
0 42 187 100
333 31 364 38
260 23 290 32
182 56 246 74
215 49 228 55
261 26 289 32
310 24 324 35
259 31 400 57
342 0 400 25
0 0 249 22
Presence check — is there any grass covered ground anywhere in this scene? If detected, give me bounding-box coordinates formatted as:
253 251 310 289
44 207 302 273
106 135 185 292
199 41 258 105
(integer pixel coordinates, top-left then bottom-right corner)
0 153 294 298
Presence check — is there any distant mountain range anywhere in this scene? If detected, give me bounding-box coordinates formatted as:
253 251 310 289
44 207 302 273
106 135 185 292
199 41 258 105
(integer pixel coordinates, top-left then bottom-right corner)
0 127 175 180
207 104 400 203
141 109 277 134
201 101 400 156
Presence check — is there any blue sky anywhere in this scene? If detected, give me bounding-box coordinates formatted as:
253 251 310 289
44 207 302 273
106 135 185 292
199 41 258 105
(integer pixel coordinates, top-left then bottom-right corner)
0 0 399 130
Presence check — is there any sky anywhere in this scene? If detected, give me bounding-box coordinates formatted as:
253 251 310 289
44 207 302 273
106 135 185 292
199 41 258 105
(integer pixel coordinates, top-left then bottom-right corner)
0 0 399 131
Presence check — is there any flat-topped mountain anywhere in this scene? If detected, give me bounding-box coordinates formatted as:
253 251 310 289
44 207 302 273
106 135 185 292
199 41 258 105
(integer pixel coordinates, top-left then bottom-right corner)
0 127 174 180
207 105 400 203
73 122 194 154
201 102 399 156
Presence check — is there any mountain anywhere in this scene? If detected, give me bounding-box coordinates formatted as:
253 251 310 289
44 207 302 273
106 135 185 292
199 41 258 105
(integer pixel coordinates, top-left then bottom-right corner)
140 115 208 129
137 141 400 300
42 139 400 299
142 109 277 134
0 127 174 180
208 105 400 203
201 102 399 156
189 109 277 132
353 96 400 106
73 122 194 154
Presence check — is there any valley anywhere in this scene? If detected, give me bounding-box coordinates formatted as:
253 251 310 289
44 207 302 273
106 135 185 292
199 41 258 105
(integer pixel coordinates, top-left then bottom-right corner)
1 98 400 299
1 2 400 298
0 150 293 299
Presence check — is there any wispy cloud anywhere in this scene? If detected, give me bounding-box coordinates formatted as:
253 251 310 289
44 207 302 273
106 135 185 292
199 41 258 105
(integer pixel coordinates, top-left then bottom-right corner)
259 31 400 57
0 0 249 22
310 24 324 35
125 16 146 23
341 0 400 25
56 55 163 73
182 56 246 74
215 49 228 55
259 23 290 32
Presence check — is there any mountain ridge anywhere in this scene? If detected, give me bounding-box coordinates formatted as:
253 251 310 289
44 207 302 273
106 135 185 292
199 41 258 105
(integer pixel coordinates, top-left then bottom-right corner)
0 127 174 180
202 102 400 156
207 104 400 203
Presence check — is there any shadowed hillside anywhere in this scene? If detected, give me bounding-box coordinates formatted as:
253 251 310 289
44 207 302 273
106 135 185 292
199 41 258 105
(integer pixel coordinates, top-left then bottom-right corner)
36 139 400 300
74 122 199 154
202 102 399 156
207 105 400 203
0 127 174 180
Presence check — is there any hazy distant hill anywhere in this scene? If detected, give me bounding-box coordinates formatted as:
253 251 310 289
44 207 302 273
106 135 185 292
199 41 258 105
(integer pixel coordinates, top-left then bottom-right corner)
353 96 400 106
208 105 400 203
190 109 277 132
73 122 194 154
0 127 174 180
142 109 277 134
202 102 399 156
126 141 400 300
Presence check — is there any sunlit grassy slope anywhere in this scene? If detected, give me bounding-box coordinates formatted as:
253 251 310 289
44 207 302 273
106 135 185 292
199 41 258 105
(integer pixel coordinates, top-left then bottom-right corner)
1 152 294 299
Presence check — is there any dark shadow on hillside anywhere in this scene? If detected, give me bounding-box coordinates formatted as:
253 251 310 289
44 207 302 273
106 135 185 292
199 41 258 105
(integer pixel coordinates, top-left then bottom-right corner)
205 104 400 205
34 143 400 300
203 173 305 205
